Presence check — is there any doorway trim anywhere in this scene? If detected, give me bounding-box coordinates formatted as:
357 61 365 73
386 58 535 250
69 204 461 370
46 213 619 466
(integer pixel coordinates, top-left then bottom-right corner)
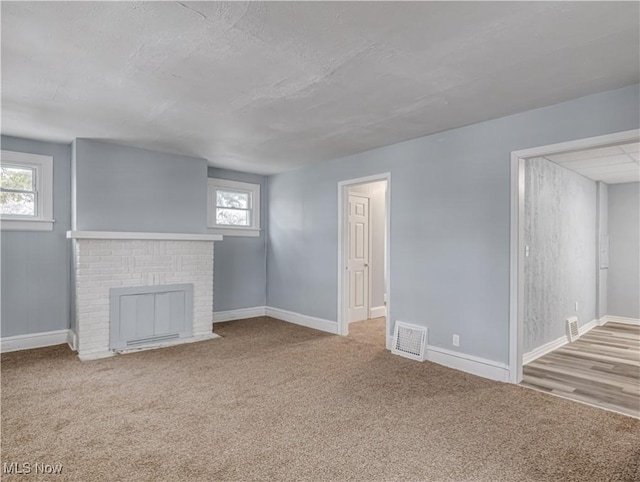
338 172 391 349
509 129 639 384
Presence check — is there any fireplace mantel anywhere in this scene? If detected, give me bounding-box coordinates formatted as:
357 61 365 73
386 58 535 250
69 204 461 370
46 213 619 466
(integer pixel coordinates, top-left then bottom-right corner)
67 231 223 241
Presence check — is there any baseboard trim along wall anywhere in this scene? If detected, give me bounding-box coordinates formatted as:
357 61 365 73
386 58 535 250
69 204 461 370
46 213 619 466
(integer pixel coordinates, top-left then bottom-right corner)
213 306 268 323
265 307 339 334
427 346 511 382
580 318 600 333
387 336 510 382
213 306 339 335
1 329 76 353
66 330 78 351
522 335 569 366
369 306 387 319
523 318 603 366
602 315 640 326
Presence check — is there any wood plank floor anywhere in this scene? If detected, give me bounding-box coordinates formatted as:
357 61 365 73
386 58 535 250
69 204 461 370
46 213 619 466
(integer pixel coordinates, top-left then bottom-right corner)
522 322 640 418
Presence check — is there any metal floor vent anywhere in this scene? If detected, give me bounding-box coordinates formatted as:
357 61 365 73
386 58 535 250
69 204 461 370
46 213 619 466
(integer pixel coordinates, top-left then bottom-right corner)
392 322 427 361
566 317 579 342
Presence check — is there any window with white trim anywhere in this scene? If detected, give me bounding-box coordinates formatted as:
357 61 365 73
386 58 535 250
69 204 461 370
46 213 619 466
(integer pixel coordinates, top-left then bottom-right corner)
0 150 54 231
207 178 260 237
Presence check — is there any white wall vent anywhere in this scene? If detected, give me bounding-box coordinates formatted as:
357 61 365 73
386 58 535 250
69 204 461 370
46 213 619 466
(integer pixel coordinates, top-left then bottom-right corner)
566 317 579 342
392 321 427 361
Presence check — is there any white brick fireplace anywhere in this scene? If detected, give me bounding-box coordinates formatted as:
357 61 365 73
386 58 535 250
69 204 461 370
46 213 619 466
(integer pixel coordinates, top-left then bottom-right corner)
68 231 222 360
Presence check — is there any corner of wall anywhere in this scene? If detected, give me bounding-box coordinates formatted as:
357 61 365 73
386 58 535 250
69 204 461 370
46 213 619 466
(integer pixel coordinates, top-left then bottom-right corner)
71 139 78 231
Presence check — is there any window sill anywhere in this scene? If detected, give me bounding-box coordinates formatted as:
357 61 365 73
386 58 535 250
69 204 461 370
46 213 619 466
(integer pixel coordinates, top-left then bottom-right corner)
207 227 261 238
1 218 55 232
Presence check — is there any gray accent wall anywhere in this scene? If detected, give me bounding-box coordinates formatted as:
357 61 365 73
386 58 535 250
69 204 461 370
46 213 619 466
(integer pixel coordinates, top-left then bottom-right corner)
596 182 608 320
73 139 207 234
267 84 640 364
208 167 267 312
523 158 597 353
608 182 640 318
1 136 72 337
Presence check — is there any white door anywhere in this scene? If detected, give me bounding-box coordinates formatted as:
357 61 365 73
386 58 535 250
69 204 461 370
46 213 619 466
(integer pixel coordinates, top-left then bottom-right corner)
348 194 370 323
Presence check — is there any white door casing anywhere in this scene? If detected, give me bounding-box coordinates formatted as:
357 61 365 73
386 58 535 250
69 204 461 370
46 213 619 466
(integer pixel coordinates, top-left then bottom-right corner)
348 195 370 323
337 172 390 346
508 129 640 383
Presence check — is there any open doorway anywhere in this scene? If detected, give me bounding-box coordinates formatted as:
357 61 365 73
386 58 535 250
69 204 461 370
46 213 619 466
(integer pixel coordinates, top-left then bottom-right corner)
338 173 390 349
510 130 639 417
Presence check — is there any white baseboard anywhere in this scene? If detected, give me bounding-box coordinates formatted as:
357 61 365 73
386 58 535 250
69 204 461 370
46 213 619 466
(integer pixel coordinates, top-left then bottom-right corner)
213 306 266 323
265 306 338 334
601 315 640 326
211 305 338 334
386 335 510 382
67 330 77 351
523 335 568 366
1 329 74 353
426 346 511 382
369 305 386 319
523 318 601 365
580 318 600 332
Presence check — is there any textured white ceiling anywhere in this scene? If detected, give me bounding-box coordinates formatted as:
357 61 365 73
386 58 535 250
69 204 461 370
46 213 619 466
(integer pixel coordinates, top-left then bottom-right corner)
546 142 640 184
2 2 639 174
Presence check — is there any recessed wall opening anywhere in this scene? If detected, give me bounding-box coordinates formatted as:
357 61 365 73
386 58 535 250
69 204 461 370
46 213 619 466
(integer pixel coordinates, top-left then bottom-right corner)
510 130 640 417
338 174 391 349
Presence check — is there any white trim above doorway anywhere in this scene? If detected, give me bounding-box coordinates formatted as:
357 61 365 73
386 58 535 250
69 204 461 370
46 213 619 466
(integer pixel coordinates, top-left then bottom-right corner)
509 129 640 384
337 173 391 349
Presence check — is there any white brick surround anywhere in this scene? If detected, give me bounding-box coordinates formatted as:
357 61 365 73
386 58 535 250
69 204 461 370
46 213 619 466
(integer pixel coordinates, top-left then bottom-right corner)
72 237 217 360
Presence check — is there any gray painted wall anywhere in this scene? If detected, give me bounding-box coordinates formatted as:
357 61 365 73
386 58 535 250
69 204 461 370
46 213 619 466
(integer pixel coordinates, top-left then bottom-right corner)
267 83 640 364
208 167 267 312
349 181 386 310
608 182 640 318
523 158 597 353
1 136 72 336
596 182 608 320
73 139 208 234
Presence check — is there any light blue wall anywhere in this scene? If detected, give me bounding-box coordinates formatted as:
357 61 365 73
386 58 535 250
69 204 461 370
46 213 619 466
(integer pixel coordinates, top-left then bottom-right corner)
596 182 608 320
1 136 72 337
208 167 268 312
73 140 207 233
267 84 640 364
608 182 640 318
524 158 597 353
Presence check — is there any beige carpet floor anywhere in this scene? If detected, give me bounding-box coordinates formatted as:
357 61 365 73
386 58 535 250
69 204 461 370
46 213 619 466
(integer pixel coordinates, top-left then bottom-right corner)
2 316 639 481
347 317 387 347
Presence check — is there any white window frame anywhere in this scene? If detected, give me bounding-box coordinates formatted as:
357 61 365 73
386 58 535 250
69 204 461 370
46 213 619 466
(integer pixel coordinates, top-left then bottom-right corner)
207 178 261 237
1 150 54 231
